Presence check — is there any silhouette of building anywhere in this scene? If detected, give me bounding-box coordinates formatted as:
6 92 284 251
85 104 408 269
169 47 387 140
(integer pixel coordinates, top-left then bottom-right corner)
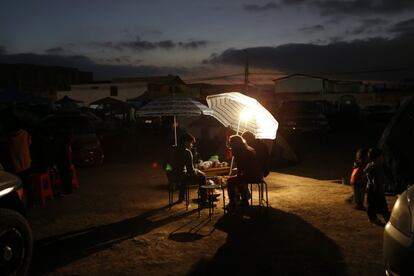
0 63 93 99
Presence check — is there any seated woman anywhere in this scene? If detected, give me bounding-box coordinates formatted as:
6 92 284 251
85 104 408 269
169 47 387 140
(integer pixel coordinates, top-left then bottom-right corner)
170 133 207 204
226 135 263 211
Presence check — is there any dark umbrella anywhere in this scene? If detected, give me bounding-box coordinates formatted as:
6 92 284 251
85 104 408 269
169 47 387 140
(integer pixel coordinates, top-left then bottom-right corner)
135 96 213 146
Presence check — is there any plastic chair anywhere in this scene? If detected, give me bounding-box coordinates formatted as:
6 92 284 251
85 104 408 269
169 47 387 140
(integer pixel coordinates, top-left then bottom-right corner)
249 180 269 208
166 174 195 210
70 164 79 188
30 172 54 205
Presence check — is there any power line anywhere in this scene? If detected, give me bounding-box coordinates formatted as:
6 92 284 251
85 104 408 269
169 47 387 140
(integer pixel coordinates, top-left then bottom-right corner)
187 73 244 82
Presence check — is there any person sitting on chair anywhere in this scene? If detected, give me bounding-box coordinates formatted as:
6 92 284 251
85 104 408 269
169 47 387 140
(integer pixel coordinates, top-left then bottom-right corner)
226 135 263 211
171 133 207 204
242 131 270 178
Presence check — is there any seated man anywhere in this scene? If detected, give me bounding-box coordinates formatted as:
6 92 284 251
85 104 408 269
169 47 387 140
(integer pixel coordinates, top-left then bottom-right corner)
170 133 207 204
227 135 263 211
242 131 270 177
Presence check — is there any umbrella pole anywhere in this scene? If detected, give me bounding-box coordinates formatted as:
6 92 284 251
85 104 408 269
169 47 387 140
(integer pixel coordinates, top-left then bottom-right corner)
236 118 241 135
229 156 235 176
174 115 177 146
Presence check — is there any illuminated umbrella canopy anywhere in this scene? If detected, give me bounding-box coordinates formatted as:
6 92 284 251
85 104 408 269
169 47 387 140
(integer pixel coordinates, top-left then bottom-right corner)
135 96 213 145
206 92 278 139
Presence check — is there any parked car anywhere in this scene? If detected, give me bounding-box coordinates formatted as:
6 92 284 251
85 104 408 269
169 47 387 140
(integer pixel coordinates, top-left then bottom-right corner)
39 112 104 166
382 96 414 275
276 100 331 133
0 164 33 275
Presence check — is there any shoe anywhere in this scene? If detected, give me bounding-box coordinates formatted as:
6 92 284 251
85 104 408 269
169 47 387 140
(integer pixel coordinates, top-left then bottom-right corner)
199 201 211 208
224 203 237 213
369 218 384 226
208 193 221 202
240 200 250 208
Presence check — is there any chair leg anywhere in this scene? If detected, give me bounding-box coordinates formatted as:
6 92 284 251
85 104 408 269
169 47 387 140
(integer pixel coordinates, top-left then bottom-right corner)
265 181 269 208
259 183 263 207
168 183 173 209
222 185 226 214
250 183 253 206
198 188 201 217
186 184 190 210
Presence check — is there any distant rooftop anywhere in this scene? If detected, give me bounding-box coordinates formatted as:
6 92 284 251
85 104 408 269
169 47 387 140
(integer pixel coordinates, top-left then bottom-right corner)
112 75 185 85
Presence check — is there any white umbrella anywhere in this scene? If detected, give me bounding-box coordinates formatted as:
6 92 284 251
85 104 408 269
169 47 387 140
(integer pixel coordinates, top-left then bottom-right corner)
136 96 213 145
206 92 278 139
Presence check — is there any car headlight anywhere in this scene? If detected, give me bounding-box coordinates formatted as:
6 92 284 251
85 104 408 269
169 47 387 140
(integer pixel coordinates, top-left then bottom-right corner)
390 192 412 237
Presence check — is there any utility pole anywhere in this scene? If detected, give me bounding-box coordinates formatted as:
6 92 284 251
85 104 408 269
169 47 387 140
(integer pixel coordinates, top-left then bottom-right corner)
244 50 249 93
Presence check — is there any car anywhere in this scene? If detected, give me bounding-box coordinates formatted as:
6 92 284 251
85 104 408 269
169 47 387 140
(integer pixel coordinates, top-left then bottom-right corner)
383 187 414 275
39 112 104 166
382 96 414 275
276 100 331 133
0 164 33 275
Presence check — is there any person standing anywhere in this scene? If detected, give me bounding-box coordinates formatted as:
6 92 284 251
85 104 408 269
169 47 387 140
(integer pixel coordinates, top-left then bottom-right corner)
0 116 33 206
365 147 390 224
226 135 263 211
350 148 368 210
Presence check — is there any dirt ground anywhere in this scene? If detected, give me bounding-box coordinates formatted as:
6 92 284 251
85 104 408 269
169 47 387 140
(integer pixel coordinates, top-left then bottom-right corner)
26 123 395 276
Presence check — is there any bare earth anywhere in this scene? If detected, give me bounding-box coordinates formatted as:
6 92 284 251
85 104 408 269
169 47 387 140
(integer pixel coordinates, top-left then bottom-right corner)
27 127 394 276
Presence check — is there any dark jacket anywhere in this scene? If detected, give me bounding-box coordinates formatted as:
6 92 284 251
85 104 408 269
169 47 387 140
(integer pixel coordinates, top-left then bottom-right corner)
365 162 386 195
170 145 196 180
234 145 263 183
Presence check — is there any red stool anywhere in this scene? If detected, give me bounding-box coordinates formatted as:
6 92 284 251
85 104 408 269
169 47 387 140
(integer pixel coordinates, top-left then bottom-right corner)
30 172 54 205
48 168 61 195
71 164 79 189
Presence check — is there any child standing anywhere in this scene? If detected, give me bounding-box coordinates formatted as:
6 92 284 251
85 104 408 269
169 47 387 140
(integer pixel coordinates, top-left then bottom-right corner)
365 147 390 224
350 148 368 210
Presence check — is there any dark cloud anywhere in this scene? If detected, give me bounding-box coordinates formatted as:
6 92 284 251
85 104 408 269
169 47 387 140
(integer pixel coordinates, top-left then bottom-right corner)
243 2 280 12
0 46 6 54
99 37 209 52
178 40 209 49
45 47 65 55
158 40 175 49
299 24 325 33
93 42 124 51
207 31 414 81
121 38 157 51
282 0 306 5
0 52 188 80
281 0 414 15
389 17 414 34
345 18 387 35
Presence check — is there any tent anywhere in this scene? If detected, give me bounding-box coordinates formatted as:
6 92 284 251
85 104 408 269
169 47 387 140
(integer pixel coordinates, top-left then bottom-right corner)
55 95 83 109
89 97 129 118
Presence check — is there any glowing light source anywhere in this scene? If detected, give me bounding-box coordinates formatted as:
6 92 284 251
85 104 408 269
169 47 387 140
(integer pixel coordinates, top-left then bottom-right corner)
0 187 13 197
240 108 253 122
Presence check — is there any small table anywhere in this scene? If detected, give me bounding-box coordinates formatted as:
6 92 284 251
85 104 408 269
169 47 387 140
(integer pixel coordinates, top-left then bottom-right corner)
198 184 221 220
200 166 231 177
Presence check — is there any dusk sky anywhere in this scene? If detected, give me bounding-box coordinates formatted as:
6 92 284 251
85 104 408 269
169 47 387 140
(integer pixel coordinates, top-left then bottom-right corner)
1 0 414 82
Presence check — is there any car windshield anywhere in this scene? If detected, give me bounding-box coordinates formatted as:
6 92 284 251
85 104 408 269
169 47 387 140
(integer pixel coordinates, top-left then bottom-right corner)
279 101 322 116
42 116 94 134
